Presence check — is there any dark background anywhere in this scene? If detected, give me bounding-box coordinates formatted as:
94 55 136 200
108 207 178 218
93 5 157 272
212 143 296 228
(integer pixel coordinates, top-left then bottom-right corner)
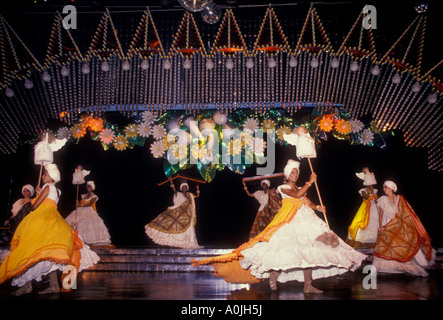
1 127 442 248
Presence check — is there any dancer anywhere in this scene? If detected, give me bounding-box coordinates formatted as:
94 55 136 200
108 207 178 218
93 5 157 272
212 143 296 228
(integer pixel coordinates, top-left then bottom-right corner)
145 177 202 249
1 185 35 260
372 180 436 276
0 164 99 296
243 179 282 239
347 168 379 246
65 181 112 245
192 160 367 293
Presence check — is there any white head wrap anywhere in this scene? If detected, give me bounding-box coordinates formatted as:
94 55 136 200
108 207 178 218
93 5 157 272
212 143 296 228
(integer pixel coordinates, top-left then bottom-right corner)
22 184 34 197
284 160 300 179
180 183 189 191
261 180 271 188
45 163 61 183
87 181 96 191
383 180 397 193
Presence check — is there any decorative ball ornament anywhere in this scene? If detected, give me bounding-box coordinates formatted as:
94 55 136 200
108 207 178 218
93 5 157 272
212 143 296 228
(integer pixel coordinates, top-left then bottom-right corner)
268 57 277 68
24 79 34 89
81 63 90 74
330 58 339 68
289 57 298 68
213 110 228 125
411 82 421 93
178 0 208 12
414 3 428 13
350 61 359 72
205 59 214 69
310 57 319 68
246 58 254 69
163 59 172 70
427 93 437 104
141 60 149 70
370 65 380 76
42 71 51 82
60 66 70 77
5 87 14 98
101 61 110 72
392 73 401 84
183 59 192 69
122 60 131 71
226 58 234 70
201 2 221 24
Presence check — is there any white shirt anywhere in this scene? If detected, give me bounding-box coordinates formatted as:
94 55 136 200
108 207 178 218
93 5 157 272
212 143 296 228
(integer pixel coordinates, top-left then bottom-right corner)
253 190 269 212
377 195 399 226
42 183 61 204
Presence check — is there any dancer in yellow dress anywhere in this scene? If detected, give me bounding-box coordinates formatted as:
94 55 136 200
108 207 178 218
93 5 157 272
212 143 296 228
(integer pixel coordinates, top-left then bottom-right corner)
0 164 99 296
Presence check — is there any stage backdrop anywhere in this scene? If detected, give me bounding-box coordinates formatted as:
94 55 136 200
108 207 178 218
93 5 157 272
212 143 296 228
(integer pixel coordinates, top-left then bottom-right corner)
1 130 442 248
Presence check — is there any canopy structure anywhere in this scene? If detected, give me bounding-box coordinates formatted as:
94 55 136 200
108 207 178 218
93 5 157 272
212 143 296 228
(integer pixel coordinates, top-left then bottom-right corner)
0 1 441 172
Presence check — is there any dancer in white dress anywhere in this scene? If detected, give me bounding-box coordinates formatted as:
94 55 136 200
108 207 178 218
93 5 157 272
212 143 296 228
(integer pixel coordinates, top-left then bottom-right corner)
372 181 436 276
192 160 367 293
145 178 202 249
65 181 112 245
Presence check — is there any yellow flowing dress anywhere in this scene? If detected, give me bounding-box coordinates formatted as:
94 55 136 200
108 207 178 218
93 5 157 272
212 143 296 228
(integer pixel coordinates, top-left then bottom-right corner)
0 184 83 288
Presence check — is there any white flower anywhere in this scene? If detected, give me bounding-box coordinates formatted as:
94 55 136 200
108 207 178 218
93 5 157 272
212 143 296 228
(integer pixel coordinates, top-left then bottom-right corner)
150 140 165 158
359 129 374 146
242 117 260 133
137 122 151 138
249 137 267 154
151 124 167 140
141 111 157 125
349 119 364 133
99 128 115 145
56 127 71 140
167 143 188 163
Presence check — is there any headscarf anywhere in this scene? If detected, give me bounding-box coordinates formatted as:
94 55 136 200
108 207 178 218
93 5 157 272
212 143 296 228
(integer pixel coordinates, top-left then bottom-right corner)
22 184 34 197
383 180 397 193
261 179 271 188
87 181 96 191
45 163 61 183
284 159 300 179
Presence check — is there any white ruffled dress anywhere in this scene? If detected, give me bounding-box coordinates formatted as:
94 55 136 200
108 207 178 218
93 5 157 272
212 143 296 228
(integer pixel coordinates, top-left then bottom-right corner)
239 185 368 283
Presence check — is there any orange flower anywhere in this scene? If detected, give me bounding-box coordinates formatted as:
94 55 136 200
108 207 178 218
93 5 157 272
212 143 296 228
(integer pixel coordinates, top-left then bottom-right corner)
70 123 87 139
318 115 334 132
335 119 351 135
88 118 104 132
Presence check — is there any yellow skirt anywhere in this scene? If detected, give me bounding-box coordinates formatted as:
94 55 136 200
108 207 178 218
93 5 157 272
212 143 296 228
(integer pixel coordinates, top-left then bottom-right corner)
0 199 81 285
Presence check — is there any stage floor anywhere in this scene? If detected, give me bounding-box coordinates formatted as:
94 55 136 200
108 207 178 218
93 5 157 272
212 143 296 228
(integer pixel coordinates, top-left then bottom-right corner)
1 267 442 301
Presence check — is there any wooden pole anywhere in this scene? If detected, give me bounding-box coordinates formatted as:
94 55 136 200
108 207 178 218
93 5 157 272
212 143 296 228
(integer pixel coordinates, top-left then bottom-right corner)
37 162 44 189
306 157 330 230
74 183 79 231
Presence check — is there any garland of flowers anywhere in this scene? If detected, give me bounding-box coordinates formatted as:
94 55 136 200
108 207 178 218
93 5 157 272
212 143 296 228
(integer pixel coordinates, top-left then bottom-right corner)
53 108 392 182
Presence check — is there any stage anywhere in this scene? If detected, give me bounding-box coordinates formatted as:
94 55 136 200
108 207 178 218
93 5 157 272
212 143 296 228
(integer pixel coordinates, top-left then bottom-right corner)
1 246 442 301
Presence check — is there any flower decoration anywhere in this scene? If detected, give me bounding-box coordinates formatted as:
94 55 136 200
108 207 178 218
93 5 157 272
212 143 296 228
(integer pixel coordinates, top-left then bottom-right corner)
191 144 208 162
242 117 260 133
227 139 243 156
151 124 167 140
137 122 151 138
276 125 292 140
99 128 115 145
56 127 71 140
141 111 157 125
70 123 87 139
349 119 364 133
113 135 128 151
87 117 104 132
249 137 267 154
335 120 351 135
124 124 138 138
360 129 375 146
239 130 253 147
150 140 165 158
318 115 334 132
261 119 276 132
167 143 188 163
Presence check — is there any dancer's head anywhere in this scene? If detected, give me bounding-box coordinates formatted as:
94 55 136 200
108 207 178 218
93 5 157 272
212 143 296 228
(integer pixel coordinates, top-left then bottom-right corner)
383 180 397 195
180 183 189 193
284 160 300 183
261 180 270 190
44 163 61 183
87 181 95 192
22 184 34 198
